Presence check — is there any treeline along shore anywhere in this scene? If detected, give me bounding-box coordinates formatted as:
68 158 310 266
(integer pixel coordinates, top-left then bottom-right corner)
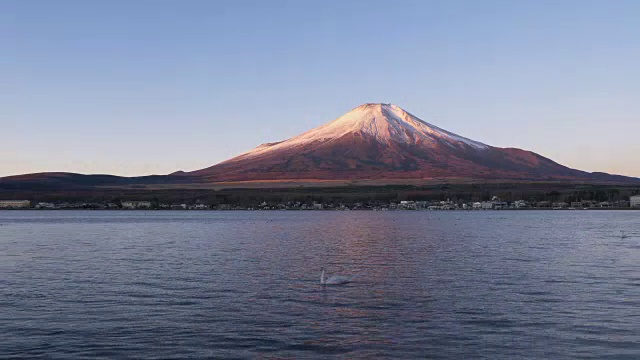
1 183 639 210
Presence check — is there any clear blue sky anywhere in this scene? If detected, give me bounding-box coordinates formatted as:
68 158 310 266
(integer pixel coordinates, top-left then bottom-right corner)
3 0 640 177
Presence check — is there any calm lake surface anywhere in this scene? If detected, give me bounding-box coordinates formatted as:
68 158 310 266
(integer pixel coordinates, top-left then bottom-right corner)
1 210 639 359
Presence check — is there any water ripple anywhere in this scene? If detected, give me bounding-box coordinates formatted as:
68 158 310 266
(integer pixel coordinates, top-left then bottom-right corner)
1 210 639 358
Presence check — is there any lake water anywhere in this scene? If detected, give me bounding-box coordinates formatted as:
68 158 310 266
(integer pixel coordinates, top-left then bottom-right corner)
1 210 639 359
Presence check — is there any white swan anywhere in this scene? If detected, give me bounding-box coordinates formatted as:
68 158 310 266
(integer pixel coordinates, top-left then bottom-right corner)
320 267 351 285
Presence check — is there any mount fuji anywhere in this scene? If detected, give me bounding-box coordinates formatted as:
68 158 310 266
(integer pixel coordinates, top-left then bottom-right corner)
2 103 638 189
183 103 635 184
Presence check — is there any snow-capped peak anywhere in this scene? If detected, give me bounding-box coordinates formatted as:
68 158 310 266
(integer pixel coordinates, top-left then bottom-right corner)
233 103 488 161
304 103 486 148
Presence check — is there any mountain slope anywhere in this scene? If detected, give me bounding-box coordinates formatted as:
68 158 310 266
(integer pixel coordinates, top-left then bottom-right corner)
188 103 621 182
0 172 190 190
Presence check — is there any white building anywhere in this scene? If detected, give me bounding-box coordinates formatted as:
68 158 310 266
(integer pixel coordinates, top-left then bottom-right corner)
121 201 152 209
0 200 31 208
481 201 494 210
399 201 417 210
493 201 508 210
631 195 640 208
36 202 55 209
514 200 528 208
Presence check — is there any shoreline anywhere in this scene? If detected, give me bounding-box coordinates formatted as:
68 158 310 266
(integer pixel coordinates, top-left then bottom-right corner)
1 207 638 211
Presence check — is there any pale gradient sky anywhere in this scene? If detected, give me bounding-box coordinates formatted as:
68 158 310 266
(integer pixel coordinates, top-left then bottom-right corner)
3 0 640 178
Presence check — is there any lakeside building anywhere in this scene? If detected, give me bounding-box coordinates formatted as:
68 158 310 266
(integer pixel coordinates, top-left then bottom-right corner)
121 201 152 209
481 201 494 210
35 202 55 209
399 201 417 210
552 202 569 209
631 195 640 208
513 200 529 209
0 200 31 208
493 201 508 210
